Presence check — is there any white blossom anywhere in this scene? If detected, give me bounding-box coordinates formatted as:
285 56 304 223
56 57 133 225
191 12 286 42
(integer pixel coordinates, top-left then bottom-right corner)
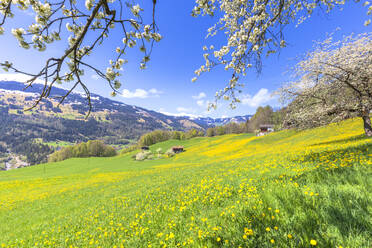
131 4 141 17
85 0 94 10
11 28 25 40
106 67 116 80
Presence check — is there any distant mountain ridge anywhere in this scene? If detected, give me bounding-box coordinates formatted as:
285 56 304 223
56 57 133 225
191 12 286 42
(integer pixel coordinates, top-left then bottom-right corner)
0 80 251 127
190 115 252 127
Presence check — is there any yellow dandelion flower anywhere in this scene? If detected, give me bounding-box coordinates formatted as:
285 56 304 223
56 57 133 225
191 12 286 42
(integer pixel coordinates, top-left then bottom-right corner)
266 227 271 232
216 237 221 242
270 239 275 244
310 240 317 246
287 234 293 239
244 228 254 236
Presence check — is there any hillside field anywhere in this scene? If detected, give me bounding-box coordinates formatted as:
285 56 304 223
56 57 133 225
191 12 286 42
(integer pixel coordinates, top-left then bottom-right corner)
0 118 371 247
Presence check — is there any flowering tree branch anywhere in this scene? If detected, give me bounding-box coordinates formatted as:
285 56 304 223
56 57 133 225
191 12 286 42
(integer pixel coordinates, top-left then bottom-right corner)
0 0 161 116
191 0 371 109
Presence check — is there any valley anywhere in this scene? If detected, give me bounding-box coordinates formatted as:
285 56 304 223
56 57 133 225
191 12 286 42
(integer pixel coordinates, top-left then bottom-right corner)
0 81 251 169
0 117 370 247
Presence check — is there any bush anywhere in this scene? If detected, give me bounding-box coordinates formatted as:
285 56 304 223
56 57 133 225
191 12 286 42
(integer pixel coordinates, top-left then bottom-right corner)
172 131 185 140
135 151 152 161
165 148 175 158
206 128 215 137
138 129 202 147
138 130 172 146
185 129 204 139
120 145 138 155
48 140 117 162
102 145 116 157
206 122 250 137
215 126 226 136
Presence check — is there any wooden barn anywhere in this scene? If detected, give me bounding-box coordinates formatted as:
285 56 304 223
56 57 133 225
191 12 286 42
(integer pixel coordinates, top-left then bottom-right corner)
257 124 274 136
171 146 184 153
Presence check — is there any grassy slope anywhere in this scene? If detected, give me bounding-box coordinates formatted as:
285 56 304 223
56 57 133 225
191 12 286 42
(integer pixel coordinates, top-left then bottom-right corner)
0 118 371 247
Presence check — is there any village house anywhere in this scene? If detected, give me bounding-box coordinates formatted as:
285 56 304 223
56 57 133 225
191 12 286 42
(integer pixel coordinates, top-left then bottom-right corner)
257 124 274 136
171 146 184 153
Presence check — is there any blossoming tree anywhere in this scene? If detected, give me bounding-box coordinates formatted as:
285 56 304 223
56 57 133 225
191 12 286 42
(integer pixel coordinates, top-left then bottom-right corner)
279 33 372 136
0 0 160 114
0 0 371 113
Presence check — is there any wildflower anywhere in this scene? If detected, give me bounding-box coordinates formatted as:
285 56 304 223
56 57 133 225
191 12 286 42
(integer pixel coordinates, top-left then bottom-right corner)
244 228 253 235
287 234 293 239
266 227 271 232
310 240 317 246
270 239 275 244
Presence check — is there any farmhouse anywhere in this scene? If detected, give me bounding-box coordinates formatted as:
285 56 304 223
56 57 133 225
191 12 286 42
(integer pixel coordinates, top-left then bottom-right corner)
141 146 150 151
257 124 274 136
171 146 184 153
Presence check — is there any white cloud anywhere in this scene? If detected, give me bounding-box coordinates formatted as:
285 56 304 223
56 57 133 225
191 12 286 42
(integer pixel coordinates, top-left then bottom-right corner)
0 73 44 84
176 107 194 113
149 88 163 94
241 88 273 107
0 73 74 91
91 74 100 80
192 92 206 100
121 88 162 99
158 108 201 118
196 100 205 107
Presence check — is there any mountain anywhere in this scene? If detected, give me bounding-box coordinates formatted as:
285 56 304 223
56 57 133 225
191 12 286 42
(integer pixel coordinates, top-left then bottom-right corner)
0 80 206 128
0 81 251 168
190 115 252 127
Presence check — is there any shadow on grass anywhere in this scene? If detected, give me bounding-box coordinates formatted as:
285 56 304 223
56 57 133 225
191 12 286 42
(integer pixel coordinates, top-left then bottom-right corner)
293 141 371 166
293 164 371 245
307 134 369 147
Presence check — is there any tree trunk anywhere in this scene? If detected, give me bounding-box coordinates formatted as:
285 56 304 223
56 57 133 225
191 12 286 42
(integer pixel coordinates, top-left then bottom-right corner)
361 110 372 137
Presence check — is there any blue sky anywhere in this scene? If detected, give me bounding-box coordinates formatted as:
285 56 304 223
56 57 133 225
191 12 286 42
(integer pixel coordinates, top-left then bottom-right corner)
0 1 370 118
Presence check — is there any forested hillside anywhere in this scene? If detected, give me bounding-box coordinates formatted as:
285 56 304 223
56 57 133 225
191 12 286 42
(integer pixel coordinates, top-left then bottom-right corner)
0 81 251 168
0 81 204 167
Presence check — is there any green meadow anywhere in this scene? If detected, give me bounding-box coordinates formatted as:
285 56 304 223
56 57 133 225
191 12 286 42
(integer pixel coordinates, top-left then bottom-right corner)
0 118 371 247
